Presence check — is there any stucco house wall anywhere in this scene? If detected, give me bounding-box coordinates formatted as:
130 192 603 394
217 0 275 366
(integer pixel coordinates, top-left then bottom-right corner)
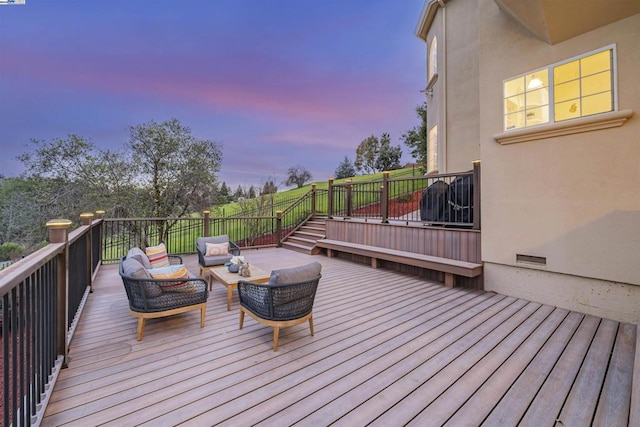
479 2 640 323
422 0 480 173
417 0 640 323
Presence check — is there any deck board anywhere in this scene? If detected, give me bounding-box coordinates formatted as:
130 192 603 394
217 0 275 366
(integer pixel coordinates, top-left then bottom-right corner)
41 248 637 426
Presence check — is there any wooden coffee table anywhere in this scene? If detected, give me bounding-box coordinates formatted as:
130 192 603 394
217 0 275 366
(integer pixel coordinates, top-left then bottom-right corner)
208 265 271 311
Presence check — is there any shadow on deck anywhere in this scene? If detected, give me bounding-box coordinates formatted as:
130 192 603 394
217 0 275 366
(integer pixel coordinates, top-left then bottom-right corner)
43 248 637 426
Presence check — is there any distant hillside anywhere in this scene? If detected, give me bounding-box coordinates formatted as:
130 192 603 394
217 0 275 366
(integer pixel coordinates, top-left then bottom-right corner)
209 166 425 217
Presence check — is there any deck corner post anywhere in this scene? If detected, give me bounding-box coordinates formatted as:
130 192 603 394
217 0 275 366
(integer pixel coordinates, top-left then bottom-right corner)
276 210 283 247
327 178 334 219
203 210 210 237
46 218 73 368
311 184 317 216
472 160 481 230
381 171 390 223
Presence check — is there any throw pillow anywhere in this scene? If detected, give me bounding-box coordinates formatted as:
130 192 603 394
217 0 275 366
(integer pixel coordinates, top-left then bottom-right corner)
126 247 152 269
205 242 229 256
146 243 170 268
148 264 197 293
269 262 322 285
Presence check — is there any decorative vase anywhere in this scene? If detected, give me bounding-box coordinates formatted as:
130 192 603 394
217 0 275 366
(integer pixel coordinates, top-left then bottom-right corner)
228 264 239 273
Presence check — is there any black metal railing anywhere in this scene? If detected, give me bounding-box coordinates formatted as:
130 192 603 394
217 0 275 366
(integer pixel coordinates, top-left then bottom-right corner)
0 214 102 426
327 162 480 229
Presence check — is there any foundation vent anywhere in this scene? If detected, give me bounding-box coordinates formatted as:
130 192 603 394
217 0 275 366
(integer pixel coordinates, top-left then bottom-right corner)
516 254 547 265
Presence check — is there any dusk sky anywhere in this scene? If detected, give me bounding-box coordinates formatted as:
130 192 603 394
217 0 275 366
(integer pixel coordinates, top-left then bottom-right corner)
0 0 427 190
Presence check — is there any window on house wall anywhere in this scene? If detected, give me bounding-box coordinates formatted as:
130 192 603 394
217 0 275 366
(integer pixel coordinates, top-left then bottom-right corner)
428 125 437 172
428 36 437 86
503 46 615 131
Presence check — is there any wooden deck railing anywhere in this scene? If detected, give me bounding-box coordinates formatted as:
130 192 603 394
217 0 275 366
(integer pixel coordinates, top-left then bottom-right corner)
0 214 102 426
327 161 481 229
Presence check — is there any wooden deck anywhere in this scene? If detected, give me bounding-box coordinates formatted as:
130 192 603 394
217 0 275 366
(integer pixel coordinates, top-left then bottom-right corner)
42 248 637 426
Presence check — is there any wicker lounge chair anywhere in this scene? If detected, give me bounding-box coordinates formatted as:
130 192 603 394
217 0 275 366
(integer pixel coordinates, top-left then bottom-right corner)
119 248 208 341
196 235 241 277
237 262 321 351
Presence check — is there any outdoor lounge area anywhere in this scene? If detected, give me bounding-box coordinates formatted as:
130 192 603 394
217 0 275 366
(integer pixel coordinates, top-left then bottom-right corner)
41 248 637 426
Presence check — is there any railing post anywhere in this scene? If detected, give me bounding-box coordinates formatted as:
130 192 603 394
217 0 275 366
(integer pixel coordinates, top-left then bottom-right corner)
80 213 94 293
381 171 390 223
311 184 317 217
95 210 105 268
473 160 481 230
327 178 334 219
46 218 72 368
345 179 353 217
203 210 210 237
276 211 283 247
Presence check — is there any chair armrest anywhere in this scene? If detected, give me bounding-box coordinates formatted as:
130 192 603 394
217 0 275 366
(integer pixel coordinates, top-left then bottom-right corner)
168 255 183 265
229 241 241 255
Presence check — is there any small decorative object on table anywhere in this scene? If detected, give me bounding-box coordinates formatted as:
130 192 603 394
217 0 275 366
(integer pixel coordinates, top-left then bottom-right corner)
239 262 251 277
227 255 245 273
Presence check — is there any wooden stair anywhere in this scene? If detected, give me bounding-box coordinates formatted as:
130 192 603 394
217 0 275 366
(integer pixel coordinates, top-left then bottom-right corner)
281 216 327 255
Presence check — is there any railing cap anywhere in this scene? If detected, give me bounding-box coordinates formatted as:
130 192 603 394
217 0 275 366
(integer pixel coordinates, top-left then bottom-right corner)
46 219 73 229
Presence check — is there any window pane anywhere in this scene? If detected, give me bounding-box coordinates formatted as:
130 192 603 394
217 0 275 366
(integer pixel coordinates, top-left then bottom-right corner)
555 100 581 122
555 80 580 103
428 125 437 172
582 92 612 116
428 37 437 82
527 87 549 107
526 72 548 90
525 106 549 126
554 61 579 85
504 77 524 97
505 112 525 130
581 50 610 76
582 71 611 96
505 94 525 113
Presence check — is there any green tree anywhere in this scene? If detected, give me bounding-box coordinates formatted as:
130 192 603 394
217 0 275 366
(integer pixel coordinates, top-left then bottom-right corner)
0 177 46 248
217 182 231 204
0 242 25 261
354 133 403 173
334 156 356 179
354 135 379 174
401 102 427 166
248 185 257 199
375 133 403 172
17 135 137 235
261 180 278 195
129 119 222 220
234 185 245 200
285 165 312 188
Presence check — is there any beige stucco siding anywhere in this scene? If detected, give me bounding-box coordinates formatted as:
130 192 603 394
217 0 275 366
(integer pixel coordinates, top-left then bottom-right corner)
424 0 480 173
443 0 481 172
479 1 640 290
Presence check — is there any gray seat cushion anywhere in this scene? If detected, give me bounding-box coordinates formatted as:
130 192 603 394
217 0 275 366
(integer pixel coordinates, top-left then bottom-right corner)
197 235 233 267
122 257 163 298
269 262 322 285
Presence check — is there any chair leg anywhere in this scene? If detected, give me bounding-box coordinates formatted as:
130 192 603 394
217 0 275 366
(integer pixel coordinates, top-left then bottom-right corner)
200 305 206 328
137 318 146 341
309 315 314 336
273 326 280 352
239 310 245 329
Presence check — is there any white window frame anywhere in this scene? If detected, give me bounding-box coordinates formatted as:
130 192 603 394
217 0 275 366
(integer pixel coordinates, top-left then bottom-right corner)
427 125 438 172
502 44 618 132
427 36 438 89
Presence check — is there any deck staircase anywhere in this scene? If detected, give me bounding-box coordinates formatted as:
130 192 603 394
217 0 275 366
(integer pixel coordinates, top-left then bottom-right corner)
281 216 327 255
